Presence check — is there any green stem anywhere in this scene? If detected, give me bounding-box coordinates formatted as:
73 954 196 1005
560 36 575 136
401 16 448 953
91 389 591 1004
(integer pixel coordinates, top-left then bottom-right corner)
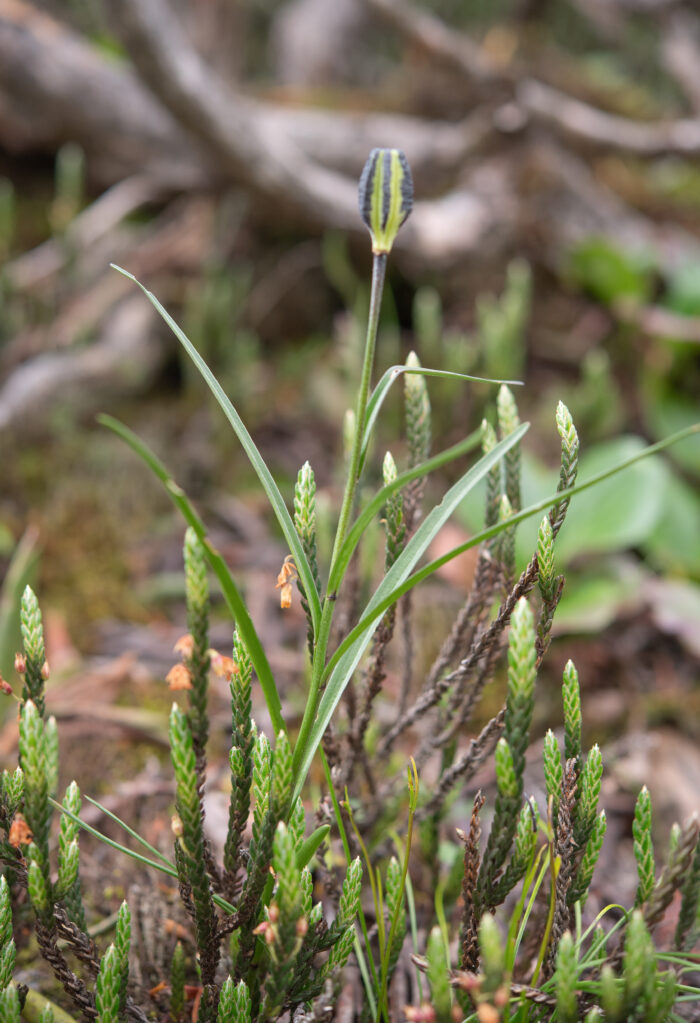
292 254 387 786
332 253 387 567
376 787 417 1023
321 751 379 1006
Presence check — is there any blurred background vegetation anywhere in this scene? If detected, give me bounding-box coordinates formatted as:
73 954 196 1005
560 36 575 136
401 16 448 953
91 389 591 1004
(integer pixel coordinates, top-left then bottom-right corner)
0 0 699 825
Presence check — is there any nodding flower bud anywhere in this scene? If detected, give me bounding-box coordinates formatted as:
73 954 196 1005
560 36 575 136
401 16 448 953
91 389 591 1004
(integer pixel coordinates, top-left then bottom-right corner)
358 148 413 255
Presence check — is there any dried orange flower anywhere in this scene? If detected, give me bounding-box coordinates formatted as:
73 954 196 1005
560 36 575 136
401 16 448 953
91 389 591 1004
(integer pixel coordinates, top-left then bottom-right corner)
403 1006 436 1022
173 634 195 659
275 555 298 609
208 650 238 679
14 653 26 675
0 675 13 696
9 814 33 848
253 918 277 945
166 664 193 691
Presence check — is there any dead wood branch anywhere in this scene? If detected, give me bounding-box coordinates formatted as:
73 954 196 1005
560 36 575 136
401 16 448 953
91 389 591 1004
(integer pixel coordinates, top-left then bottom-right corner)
661 11 700 115
0 295 164 432
365 0 700 159
6 175 165 292
100 0 503 261
0 0 208 187
363 0 502 89
518 78 700 157
0 1 491 187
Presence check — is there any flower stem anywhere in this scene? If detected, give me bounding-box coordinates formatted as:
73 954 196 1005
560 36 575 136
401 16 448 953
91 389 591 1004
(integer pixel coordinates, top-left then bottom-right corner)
291 253 387 789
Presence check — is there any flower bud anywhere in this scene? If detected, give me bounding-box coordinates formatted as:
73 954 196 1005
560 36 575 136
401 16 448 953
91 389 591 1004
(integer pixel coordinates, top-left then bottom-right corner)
358 148 413 254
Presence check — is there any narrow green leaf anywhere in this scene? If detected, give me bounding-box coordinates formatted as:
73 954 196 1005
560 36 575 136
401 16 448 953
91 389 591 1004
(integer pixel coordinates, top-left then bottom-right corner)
329 420 700 688
110 265 321 637
296 824 330 871
291 422 699 801
83 794 175 869
291 423 529 798
360 364 522 470
332 429 482 592
97 414 285 736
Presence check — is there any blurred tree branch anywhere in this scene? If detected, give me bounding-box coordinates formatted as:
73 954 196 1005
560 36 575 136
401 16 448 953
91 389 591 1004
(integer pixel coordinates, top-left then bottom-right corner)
2 0 700 270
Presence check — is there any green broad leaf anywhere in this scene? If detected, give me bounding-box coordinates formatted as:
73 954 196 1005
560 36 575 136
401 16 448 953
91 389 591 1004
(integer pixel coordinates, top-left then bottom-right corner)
296 424 699 800
111 265 321 638
540 437 670 563
361 364 522 469
642 377 700 474
291 423 530 800
643 472 700 575
569 237 654 306
296 825 330 870
552 568 644 634
98 414 285 736
664 260 700 316
460 436 675 567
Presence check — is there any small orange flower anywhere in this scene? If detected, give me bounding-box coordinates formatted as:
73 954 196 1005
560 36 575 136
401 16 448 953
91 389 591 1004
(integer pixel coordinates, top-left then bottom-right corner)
166 665 193 691
173 634 195 659
275 555 298 609
14 653 26 675
207 650 238 679
9 814 33 848
477 1005 500 1023
403 1006 436 1022
0 675 13 696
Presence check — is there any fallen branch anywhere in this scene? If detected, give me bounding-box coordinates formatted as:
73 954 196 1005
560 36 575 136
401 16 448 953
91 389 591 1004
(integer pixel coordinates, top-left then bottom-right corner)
518 77 700 157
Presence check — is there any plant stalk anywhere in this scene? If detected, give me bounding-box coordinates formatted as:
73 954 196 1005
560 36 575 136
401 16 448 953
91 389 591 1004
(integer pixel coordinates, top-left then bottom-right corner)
292 253 387 787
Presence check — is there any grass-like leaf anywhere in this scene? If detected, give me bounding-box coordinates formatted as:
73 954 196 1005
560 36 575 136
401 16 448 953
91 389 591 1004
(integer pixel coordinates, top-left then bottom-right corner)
330 429 482 594
97 413 285 736
360 364 522 470
291 421 700 801
51 797 237 916
291 423 529 798
110 265 321 638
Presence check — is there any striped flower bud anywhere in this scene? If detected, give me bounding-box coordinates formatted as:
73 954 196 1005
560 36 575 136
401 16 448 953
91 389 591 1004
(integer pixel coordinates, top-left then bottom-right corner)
358 148 413 254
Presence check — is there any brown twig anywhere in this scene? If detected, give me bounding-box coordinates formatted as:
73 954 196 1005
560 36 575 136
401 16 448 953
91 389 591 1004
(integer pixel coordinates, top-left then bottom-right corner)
459 792 485 973
543 759 577 980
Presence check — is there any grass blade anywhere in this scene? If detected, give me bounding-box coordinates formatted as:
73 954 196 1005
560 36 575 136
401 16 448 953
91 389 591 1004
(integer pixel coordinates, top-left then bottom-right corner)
110 264 321 638
326 421 700 685
291 423 529 798
83 795 175 869
98 413 285 735
293 421 699 799
361 364 521 468
330 429 482 594
51 798 237 915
